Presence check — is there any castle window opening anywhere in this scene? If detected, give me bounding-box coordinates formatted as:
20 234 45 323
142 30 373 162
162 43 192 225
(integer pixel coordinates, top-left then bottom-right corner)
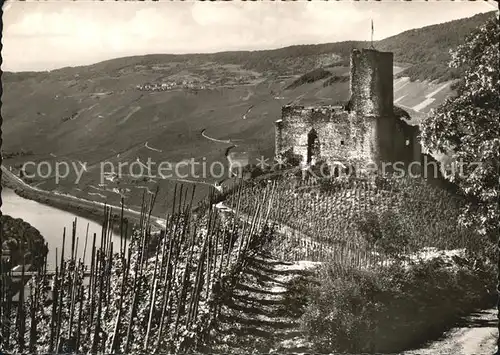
340 140 345 146
405 139 410 146
307 129 320 164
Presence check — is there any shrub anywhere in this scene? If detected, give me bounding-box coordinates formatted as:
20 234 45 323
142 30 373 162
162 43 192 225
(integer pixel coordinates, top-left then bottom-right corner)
394 63 463 83
322 75 350 87
280 149 302 168
22 177 35 184
286 68 332 90
355 210 410 257
300 258 496 353
242 163 266 179
282 274 316 318
364 176 481 253
324 59 350 68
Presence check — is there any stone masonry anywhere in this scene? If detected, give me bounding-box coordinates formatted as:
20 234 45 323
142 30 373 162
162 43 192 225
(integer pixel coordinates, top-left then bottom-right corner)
275 48 421 173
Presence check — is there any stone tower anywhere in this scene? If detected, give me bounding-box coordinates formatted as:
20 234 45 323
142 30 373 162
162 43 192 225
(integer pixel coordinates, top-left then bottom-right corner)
348 48 397 165
349 48 394 117
275 47 419 172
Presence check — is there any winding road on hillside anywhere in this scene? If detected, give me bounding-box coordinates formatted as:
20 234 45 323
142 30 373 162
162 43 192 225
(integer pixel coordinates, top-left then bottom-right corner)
242 105 254 119
144 141 162 152
201 128 233 144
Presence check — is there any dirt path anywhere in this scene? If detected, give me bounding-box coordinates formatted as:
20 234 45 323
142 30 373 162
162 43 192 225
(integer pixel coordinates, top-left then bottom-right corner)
403 308 498 355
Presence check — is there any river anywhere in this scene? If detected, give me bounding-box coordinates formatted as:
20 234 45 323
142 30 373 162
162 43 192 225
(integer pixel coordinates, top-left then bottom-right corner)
1 187 123 269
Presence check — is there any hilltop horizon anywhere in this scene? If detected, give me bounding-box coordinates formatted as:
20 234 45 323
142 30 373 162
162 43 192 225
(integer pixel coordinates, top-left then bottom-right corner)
2 1 495 72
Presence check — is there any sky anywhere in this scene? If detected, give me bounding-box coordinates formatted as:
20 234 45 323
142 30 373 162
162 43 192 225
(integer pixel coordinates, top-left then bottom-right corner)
1 0 496 72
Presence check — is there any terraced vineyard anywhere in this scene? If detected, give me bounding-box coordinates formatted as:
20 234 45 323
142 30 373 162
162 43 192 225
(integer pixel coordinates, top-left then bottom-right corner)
0 184 279 354
223 174 478 265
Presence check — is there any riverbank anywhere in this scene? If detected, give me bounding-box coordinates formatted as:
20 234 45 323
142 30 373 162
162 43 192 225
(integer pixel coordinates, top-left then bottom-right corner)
1 165 166 233
1 214 48 269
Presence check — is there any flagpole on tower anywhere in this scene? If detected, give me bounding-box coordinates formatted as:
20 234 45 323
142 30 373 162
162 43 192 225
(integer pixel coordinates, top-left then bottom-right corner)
371 19 375 49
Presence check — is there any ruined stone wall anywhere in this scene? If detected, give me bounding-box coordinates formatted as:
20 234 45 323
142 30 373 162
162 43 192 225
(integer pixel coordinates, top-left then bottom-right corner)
411 127 422 165
277 106 420 171
277 105 380 168
374 116 422 173
275 48 422 174
350 49 394 117
397 121 421 165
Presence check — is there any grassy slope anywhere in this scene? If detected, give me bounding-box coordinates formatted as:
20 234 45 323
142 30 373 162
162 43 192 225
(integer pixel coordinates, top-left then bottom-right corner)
377 12 495 82
1 11 494 216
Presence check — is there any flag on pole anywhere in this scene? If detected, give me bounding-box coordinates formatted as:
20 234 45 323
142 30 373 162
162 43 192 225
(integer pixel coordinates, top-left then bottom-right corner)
371 19 374 41
371 19 374 48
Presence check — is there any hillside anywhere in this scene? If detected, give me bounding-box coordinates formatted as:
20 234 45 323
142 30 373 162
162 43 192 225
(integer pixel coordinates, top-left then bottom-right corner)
1 11 495 217
2 11 494 84
377 12 495 81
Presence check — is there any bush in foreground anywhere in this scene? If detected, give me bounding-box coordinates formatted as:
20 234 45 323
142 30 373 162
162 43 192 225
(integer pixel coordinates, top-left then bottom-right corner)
300 255 496 353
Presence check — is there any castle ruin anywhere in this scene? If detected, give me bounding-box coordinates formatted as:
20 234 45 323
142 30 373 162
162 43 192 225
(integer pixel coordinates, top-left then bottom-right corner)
275 48 421 173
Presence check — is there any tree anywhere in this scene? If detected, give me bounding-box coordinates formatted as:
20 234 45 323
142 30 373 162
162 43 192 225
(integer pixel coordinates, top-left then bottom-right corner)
420 13 499 238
